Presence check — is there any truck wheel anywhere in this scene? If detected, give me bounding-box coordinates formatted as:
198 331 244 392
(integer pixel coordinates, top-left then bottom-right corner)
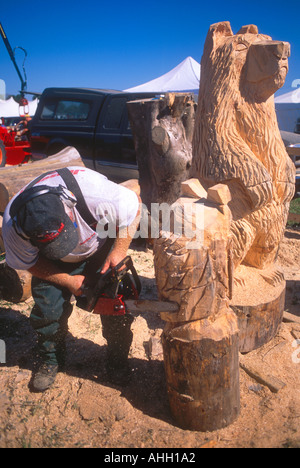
0 141 7 167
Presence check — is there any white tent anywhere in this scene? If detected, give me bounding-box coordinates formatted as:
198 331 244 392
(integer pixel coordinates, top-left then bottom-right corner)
275 89 300 133
0 97 38 118
124 56 200 93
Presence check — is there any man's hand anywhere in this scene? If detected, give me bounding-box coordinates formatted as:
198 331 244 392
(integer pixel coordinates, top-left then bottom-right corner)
67 275 86 296
100 194 141 274
101 249 126 274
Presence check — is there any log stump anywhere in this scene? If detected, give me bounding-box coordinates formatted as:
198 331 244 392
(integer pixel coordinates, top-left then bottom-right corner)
162 308 240 431
231 265 286 353
0 146 85 212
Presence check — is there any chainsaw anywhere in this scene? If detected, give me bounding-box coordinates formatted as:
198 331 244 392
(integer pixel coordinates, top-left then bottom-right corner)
77 256 141 316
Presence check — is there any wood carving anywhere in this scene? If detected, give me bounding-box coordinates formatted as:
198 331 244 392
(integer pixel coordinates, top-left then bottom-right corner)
153 182 240 431
190 21 296 353
191 21 295 269
121 23 296 431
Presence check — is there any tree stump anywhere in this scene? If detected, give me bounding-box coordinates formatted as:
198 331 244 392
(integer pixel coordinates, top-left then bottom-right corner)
231 265 286 353
127 93 196 209
162 308 240 431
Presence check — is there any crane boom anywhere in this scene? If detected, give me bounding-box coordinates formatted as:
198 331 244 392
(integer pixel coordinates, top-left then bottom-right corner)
0 21 27 94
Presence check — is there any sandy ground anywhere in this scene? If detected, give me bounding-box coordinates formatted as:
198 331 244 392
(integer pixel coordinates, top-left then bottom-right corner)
0 226 299 449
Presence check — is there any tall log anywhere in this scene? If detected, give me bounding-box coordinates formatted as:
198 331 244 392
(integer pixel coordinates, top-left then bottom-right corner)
127 93 196 209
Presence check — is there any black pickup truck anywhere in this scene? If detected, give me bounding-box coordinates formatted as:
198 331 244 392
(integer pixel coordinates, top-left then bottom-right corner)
30 87 158 182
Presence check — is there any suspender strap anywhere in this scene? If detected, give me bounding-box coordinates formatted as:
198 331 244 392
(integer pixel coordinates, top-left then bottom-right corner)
56 168 97 228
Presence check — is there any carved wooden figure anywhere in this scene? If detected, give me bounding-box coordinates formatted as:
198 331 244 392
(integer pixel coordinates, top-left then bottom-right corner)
128 22 295 431
191 21 295 352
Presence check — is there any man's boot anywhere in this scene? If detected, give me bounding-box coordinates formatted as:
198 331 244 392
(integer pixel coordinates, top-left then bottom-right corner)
101 314 134 385
31 362 59 393
30 328 67 393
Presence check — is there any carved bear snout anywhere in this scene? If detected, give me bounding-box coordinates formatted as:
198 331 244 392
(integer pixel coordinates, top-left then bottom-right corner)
245 40 290 87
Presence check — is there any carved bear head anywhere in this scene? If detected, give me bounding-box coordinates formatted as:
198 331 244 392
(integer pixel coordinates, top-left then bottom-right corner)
201 21 290 102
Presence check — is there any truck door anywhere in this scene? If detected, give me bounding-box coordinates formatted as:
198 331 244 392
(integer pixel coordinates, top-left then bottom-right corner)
94 95 138 182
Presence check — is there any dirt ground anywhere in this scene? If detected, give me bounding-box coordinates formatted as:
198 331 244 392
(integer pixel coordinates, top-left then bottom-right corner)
0 226 299 449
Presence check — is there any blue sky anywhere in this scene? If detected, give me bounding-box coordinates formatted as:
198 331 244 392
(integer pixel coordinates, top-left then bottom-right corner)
1 0 299 99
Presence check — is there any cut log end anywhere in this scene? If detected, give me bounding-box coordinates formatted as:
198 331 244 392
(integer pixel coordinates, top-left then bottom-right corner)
0 263 32 303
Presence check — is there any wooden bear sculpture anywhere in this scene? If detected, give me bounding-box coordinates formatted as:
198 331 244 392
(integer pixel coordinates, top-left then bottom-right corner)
192 21 295 270
190 21 296 352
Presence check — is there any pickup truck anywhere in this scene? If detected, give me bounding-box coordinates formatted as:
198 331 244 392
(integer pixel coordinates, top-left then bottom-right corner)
30 87 158 182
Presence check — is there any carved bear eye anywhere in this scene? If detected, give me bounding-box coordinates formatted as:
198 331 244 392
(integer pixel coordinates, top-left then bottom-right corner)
236 42 248 52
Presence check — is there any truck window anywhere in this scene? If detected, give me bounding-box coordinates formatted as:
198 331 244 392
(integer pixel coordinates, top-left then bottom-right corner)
103 97 127 129
41 99 91 121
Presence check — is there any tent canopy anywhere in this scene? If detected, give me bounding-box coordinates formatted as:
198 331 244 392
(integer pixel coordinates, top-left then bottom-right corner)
0 96 38 118
124 56 200 93
275 88 300 104
275 89 300 133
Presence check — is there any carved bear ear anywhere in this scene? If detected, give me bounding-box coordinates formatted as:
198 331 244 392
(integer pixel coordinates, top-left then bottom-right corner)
237 25 259 34
204 21 233 52
209 21 234 39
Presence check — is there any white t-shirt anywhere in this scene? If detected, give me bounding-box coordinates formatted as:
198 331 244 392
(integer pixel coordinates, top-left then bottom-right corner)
2 167 139 270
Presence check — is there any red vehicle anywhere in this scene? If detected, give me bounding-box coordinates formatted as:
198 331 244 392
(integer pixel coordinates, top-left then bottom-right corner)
0 122 31 166
0 22 32 166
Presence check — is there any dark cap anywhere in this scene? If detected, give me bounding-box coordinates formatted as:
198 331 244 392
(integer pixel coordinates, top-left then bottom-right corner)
16 193 79 260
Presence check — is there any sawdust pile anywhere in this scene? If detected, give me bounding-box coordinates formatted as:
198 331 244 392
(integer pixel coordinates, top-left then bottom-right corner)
0 227 299 448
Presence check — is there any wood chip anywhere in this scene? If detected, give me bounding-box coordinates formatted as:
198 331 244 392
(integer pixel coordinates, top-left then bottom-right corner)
283 311 300 324
239 356 286 393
